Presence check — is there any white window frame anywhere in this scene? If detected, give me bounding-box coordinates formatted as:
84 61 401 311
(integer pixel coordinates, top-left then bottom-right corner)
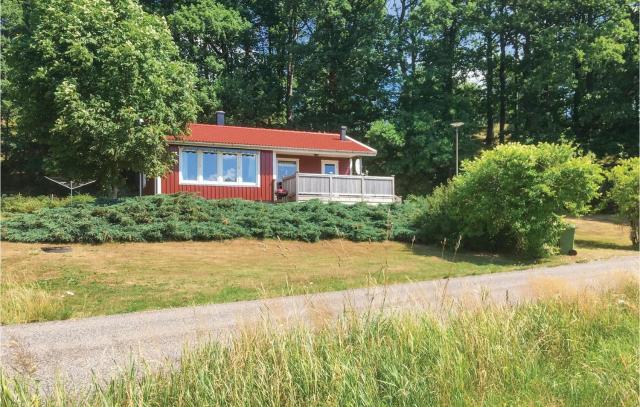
179 149 200 182
200 150 220 183
178 147 260 187
321 159 339 175
221 152 239 183
239 152 260 185
277 158 299 181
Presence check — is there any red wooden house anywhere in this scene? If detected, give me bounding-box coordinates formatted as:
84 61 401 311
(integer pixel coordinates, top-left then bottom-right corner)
145 112 396 204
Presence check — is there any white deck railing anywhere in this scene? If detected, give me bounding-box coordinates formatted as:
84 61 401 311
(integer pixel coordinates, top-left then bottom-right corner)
281 173 396 204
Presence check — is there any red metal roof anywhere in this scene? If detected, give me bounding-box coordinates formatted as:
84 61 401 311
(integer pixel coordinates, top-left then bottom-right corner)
168 124 376 156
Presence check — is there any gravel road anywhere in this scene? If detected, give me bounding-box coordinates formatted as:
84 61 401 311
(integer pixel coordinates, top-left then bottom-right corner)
1 255 638 393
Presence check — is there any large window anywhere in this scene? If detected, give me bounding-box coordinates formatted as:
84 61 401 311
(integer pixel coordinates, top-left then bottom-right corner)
179 148 259 186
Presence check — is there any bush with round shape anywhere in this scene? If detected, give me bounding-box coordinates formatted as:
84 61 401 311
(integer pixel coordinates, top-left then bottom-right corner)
418 143 604 257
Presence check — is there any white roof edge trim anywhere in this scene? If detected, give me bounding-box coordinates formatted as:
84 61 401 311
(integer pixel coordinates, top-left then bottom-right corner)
168 140 377 157
345 135 377 154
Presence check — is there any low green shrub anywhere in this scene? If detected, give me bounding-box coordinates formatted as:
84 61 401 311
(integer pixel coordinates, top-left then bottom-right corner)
607 157 640 246
1 194 419 244
417 143 604 257
1 194 95 214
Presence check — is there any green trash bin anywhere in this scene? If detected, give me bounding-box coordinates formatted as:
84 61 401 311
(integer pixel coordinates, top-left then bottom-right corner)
559 223 576 255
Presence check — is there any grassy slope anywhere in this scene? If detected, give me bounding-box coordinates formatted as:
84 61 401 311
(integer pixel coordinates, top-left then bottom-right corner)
3 283 637 406
2 215 636 324
571 214 635 250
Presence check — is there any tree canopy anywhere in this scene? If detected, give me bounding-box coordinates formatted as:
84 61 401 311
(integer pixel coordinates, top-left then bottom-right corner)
5 0 198 193
3 0 638 196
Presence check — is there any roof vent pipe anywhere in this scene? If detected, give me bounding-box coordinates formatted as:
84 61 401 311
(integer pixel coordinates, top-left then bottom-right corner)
216 111 225 126
340 125 347 141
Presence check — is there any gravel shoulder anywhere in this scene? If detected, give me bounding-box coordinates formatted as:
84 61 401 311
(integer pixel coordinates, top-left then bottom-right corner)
1 254 638 393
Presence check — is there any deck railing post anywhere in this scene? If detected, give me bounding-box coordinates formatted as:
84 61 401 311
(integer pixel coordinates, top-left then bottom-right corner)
361 176 365 202
391 176 395 199
329 174 333 201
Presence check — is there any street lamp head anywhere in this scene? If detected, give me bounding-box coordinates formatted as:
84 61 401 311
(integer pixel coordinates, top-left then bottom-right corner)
450 122 464 128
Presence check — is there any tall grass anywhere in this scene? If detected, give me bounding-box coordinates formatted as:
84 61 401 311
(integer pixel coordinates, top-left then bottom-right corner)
0 272 71 324
2 284 637 406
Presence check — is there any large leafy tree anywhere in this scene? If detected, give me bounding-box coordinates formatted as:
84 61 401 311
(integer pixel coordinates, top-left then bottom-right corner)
0 0 22 138
369 0 637 195
0 0 42 191
371 0 483 194
508 0 637 157
294 0 393 135
7 0 198 195
168 0 249 123
217 0 316 126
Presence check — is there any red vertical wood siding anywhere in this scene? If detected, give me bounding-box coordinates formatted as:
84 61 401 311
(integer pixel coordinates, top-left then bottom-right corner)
154 147 356 201
159 146 275 201
277 154 351 175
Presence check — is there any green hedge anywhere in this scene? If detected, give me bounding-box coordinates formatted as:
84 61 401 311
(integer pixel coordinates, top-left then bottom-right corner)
1 194 419 244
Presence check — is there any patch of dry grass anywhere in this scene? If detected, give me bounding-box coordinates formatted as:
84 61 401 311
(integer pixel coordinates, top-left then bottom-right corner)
571 214 635 251
0 270 71 324
529 271 638 302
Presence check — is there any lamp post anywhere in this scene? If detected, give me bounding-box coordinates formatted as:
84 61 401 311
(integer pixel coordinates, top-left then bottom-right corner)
450 122 464 175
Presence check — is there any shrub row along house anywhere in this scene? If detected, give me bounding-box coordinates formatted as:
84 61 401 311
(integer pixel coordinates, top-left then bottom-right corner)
143 112 397 204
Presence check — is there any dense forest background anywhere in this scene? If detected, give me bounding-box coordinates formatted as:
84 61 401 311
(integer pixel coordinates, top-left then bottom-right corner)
2 0 638 196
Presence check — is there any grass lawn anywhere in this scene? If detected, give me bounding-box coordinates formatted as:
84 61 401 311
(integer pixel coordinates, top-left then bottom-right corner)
2 215 637 324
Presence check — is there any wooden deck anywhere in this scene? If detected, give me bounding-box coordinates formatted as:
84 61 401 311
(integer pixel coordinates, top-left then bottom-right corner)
281 173 398 204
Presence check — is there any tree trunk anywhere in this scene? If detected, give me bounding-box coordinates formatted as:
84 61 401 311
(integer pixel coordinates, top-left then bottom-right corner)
285 53 294 124
521 32 531 133
396 0 409 78
443 23 457 122
512 24 520 136
631 217 639 248
485 30 495 145
498 0 507 144
285 10 298 125
572 57 583 141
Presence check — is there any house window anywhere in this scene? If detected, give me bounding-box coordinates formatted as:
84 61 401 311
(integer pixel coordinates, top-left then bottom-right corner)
277 160 298 182
202 152 218 181
321 160 339 175
242 154 257 184
222 153 237 182
179 147 259 186
181 150 198 181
